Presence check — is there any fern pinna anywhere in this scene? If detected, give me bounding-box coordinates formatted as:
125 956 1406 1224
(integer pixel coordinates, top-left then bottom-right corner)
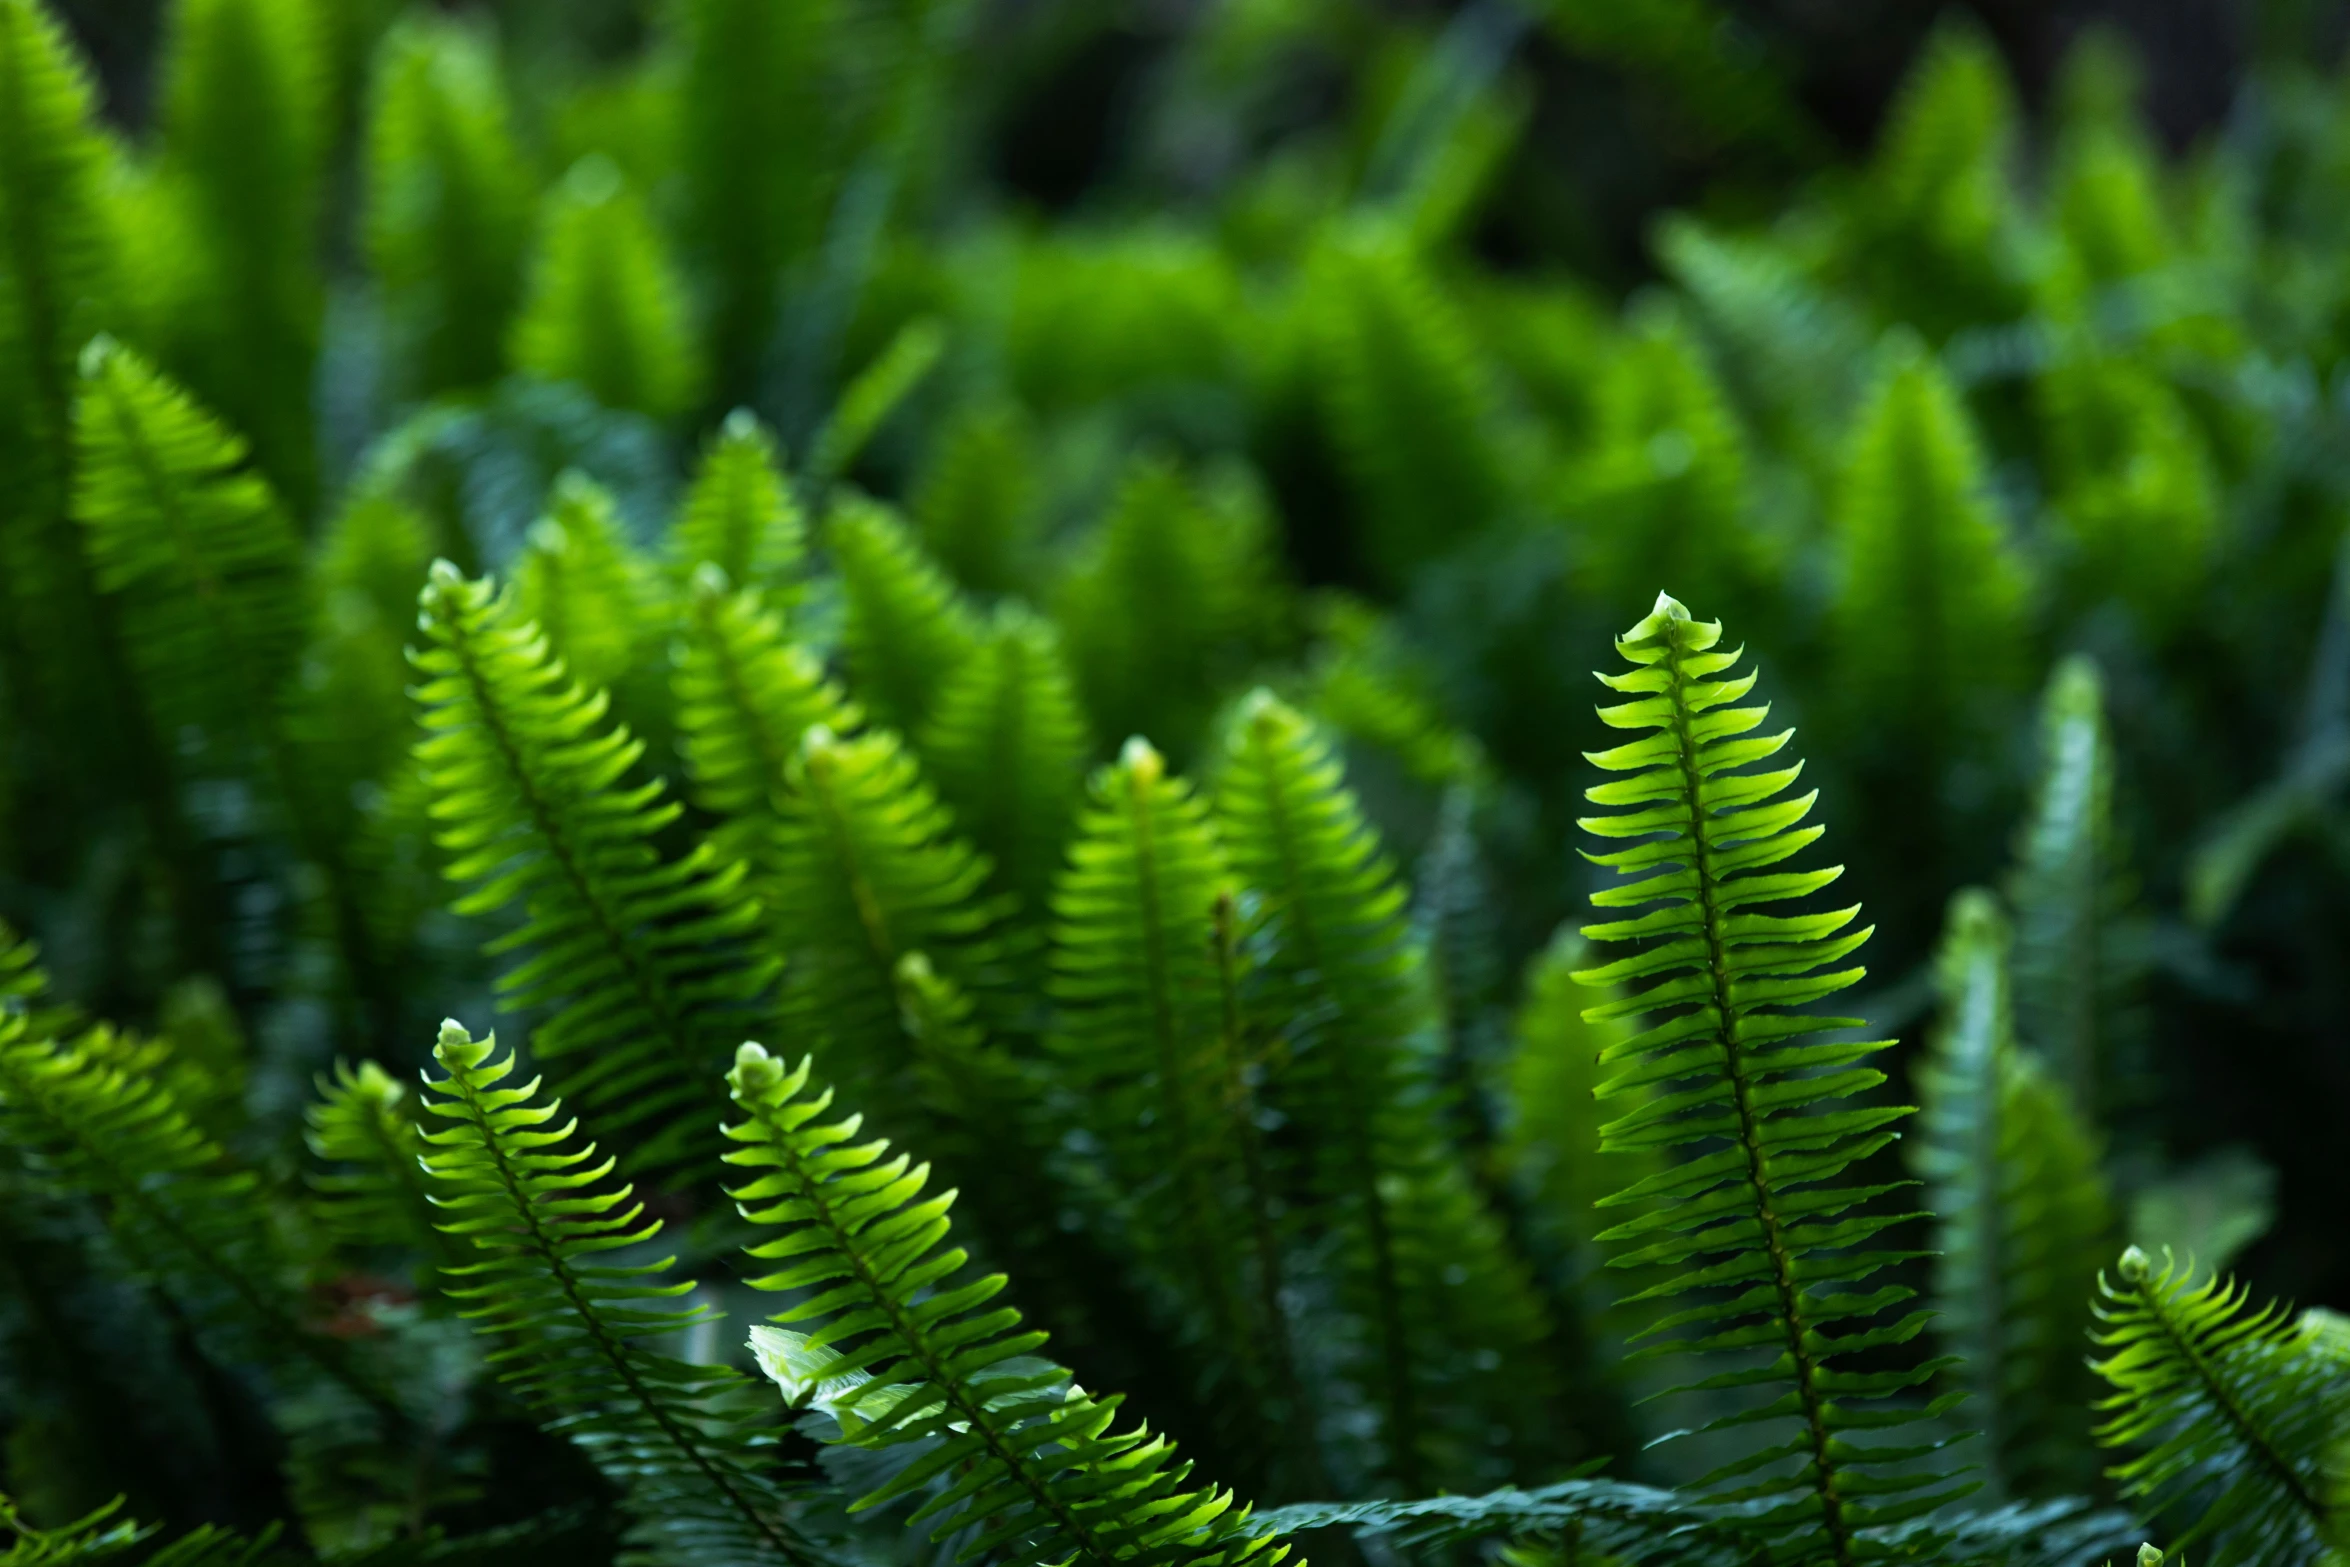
1574 593 1959 1562
723 1041 1283 1567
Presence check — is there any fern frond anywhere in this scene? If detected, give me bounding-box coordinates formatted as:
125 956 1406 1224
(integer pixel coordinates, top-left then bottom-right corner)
364 11 528 397
1574 592 1962 1562
1260 1479 1753 1565
807 316 945 487
514 470 668 717
1914 889 2114 1499
674 411 806 606
725 1042 1285 1567
2035 352 2216 628
2008 656 2145 1128
2092 1246 2348 1565
307 1059 449 1278
418 1021 815 1566
2046 36 2172 298
510 156 700 420
154 0 325 507
919 603 1089 912
829 493 981 736
1217 690 1553 1491
411 562 773 1165
909 395 1040 597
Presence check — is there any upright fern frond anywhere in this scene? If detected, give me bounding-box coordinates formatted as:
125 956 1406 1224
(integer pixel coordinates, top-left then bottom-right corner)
155 0 325 508
725 1043 1285 1567
2092 1246 2348 1565
919 604 1089 912
418 1021 814 1567
411 562 772 1164
514 470 667 721
1574 593 1960 1563
674 411 805 606
910 395 1041 597
510 157 700 420
807 317 946 487
2035 353 2216 629
829 494 981 737
2046 37 2172 299
1218 691 1552 1491
364 12 528 397
307 1059 449 1277
2008 656 2144 1128
1914 890 2113 1500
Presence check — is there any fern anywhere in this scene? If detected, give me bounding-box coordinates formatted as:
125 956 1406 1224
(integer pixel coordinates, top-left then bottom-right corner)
1914 889 2114 1499
514 470 669 737
674 411 806 606
2092 1246 2349 1565
2035 353 2216 629
919 603 1090 912
410 561 772 1164
909 395 1041 597
725 1042 1285 1567
417 1020 816 1566
2046 37 2173 301
1574 592 1961 1563
829 493 981 737
307 1059 449 1278
807 316 946 487
364 11 528 398
154 0 325 507
510 157 700 420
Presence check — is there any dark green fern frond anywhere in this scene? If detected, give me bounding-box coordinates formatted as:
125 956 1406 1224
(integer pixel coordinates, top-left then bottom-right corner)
418 1021 815 1567
364 11 528 397
307 1059 451 1281
2035 352 2216 629
1914 889 2114 1500
919 603 1089 912
829 493 981 737
725 1042 1285 1567
2092 1246 2348 1565
1574 592 1961 1563
411 562 773 1165
909 395 1041 597
807 317 946 488
674 411 806 606
514 470 669 730
510 156 700 420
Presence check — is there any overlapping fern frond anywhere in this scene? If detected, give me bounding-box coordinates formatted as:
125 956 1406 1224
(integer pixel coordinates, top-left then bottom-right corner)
674 412 805 604
1574 593 1961 1562
1914 890 2113 1499
307 1059 446 1274
2091 1246 2348 1566
411 562 772 1164
510 157 699 420
418 1021 815 1567
909 396 1040 597
725 1043 1285 1567
829 495 981 737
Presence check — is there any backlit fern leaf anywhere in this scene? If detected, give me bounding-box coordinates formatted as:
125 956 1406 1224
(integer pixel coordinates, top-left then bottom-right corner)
2092 1246 2349 1566
725 1043 1286 1567
1914 890 2113 1499
830 494 981 738
1574 592 1962 1563
515 470 670 742
511 157 700 420
307 1059 450 1278
411 562 773 1166
419 1020 816 1567
674 411 805 607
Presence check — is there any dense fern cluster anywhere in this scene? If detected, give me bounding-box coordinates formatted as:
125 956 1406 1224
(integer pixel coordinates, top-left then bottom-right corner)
1 0 2348 1563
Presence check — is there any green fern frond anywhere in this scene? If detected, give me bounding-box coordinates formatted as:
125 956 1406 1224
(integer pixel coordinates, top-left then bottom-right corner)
510 156 700 420
1218 690 1552 1491
514 470 667 712
1914 889 2114 1499
418 1020 816 1566
1000 228 1245 412
1054 457 1275 765
411 561 773 1164
725 1042 1285 1567
307 1059 448 1276
919 603 1089 912
909 395 1041 597
807 316 945 487
154 0 325 507
2008 656 2145 1128
364 11 528 397
674 411 806 606
2047 35 2172 298
2092 1246 2348 1565
2036 348 2217 629
1573 592 1961 1562
829 493 981 736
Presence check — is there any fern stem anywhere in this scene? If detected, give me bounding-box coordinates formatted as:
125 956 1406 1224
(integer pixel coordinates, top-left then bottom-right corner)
2137 1273 2327 1525
439 1060 812 1564
1659 615 1854 1567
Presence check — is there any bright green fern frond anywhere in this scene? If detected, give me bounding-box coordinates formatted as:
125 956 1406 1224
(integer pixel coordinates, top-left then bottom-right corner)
1574 592 1960 1563
2047 35 2172 298
515 470 666 707
1914 889 2114 1500
307 1059 451 1280
418 1021 815 1567
1054 457 1276 766
364 11 528 397
829 493 982 736
510 156 700 420
154 0 325 508
2008 656 2145 1128
2092 1245 2349 1565
72 336 307 757
411 562 773 1165
919 602 1089 912
674 411 806 607
909 395 1041 597
725 1042 1285 1567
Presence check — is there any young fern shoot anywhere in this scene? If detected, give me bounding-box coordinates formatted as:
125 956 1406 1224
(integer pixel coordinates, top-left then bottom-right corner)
1574 593 1959 1563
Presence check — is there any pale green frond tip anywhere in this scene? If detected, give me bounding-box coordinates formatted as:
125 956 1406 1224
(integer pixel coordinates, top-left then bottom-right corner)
1236 685 1284 725
562 152 623 205
690 561 731 599
77 333 118 377
721 406 760 438
1120 734 1165 783
436 1018 475 1054
2137 1545 2164 1567
2118 1243 2152 1283
729 1041 783 1094
1617 591 1723 657
426 557 464 589
800 723 839 759
895 951 936 985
